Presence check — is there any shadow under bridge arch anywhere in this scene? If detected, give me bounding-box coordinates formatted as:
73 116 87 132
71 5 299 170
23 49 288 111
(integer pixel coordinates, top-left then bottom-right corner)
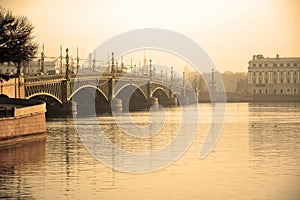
151 87 172 107
27 93 63 117
114 84 148 112
70 85 109 116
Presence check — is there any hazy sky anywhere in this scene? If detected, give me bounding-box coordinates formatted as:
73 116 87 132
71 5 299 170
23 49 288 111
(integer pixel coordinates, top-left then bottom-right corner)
2 0 300 72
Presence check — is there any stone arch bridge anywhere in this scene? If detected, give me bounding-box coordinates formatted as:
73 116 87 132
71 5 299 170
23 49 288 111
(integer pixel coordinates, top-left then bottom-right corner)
24 73 196 116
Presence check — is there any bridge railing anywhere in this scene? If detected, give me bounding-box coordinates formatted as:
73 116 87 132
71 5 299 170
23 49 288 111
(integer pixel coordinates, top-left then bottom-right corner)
24 72 191 92
24 75 65 83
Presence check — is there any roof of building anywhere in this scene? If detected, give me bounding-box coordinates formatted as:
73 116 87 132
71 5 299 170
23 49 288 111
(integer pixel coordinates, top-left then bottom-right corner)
250 54 300 63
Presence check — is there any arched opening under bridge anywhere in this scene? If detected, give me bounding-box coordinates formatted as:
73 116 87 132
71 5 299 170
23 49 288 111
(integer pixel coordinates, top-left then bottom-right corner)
71 87 109 116
115 85 148 112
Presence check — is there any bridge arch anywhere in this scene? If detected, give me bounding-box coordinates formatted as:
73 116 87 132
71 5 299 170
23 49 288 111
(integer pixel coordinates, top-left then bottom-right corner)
70 85 110 115
172 92 183 105
151 87 171 107
114 83 147 100
27 93 62 104
114 83 148 112
173 92 181 99
69 85 109 102
27 93 64 117
151 87 169 99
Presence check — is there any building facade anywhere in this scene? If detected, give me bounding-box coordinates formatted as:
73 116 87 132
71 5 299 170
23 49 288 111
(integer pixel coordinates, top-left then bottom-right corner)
0 59 58 75
248 54 300 97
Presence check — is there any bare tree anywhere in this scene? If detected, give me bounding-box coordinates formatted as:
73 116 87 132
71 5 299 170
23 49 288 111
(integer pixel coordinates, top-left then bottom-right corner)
0 6 38 75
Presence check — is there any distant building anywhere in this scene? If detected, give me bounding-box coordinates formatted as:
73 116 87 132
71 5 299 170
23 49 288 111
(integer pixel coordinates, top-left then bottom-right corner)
0 59 58 75
248 54 300 100
26 59 58 75
0 62 17 74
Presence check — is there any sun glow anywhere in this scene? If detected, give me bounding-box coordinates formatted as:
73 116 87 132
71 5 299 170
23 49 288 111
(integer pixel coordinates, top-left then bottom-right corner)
1 0 300 72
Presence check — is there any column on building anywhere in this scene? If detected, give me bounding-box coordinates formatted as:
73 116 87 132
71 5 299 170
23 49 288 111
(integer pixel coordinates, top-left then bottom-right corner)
277 70 280 85
262 70 265 84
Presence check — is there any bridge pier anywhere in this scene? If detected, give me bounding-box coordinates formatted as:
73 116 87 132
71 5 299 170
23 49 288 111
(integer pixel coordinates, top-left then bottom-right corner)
62 101 77 116
168 97 178 106
149 97 159 110
111 98 123 113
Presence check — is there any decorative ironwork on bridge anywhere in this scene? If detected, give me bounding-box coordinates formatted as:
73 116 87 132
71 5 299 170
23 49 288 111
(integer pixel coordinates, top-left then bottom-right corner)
24 51 196 116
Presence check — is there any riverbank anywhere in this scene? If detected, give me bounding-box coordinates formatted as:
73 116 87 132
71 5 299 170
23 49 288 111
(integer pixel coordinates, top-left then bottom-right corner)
0 97 47 146
198 92 300 103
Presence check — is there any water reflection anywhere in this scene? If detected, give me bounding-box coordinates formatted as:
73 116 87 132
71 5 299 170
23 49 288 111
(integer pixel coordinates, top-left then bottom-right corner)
0 103 299 199
248 103 300 170
0 136 46 199
248 103 300 199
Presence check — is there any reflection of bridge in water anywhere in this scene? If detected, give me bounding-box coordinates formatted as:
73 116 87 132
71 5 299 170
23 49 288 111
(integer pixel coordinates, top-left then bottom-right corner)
24 70 196 116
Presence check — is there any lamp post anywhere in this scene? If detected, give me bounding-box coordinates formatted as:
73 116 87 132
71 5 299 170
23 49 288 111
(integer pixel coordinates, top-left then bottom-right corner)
111 52 115 79
65 48 69 80
40 44 44 73
149 59 152 80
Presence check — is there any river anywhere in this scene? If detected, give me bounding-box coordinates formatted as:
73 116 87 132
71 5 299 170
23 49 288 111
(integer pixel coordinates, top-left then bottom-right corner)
0 103 300 199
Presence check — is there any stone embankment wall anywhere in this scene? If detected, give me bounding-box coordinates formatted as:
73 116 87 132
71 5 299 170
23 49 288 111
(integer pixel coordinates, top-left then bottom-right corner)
0 97 46 141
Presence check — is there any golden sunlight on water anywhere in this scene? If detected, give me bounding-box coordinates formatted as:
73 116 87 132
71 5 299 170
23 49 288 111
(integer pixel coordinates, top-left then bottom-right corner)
0 103 299 199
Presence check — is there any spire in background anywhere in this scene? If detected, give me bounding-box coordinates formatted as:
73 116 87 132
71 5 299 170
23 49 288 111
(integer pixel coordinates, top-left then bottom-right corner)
143 49 147 66
40 43 45 73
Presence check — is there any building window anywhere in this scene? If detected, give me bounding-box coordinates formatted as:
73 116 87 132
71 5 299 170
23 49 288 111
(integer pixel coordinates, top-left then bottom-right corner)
259 71 262 75
265 79 268 83
287 88 290 93
252 64 256 67
265 89 268 94
274 79 276 84
265 71 268 76
253 79 256 84
287 63 290 67
281 79 283 84
280 63 284 67
259 89 262 94
273 63 277 67
280 89 284 94
281 71 283 75
253 89 256 94
259 64 262 67
294 88 297 94
265 64 268 67
293 63 297 67
259 80 262 84
287 79 290 84
274 88 277 94
294 79 297 84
